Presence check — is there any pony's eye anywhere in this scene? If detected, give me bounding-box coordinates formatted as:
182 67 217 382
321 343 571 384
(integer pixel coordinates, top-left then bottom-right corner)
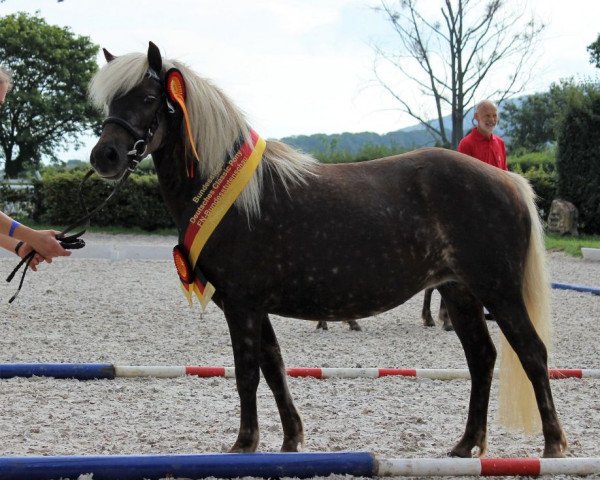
144 95 157 104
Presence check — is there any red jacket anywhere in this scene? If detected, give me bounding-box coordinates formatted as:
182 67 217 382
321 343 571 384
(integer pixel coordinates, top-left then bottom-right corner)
457 128 507 170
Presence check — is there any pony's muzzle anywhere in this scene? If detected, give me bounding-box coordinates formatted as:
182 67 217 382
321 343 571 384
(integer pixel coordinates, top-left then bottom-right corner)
90 142 127 179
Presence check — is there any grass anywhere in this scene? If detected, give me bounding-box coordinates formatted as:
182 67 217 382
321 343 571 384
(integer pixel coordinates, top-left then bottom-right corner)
545 233 600 257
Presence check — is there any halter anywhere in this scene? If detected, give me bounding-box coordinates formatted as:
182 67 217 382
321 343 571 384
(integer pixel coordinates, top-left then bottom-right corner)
101 68 168 173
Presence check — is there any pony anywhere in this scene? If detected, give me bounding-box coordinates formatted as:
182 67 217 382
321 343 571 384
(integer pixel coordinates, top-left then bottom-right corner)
421 287 452 330
316 319 362 331
421 287 495 331
88 42 567 458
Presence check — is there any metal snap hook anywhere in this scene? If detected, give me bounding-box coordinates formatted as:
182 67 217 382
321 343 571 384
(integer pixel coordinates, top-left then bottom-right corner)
128 139 148 158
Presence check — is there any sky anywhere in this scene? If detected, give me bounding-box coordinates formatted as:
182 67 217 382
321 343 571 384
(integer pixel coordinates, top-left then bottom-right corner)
1 0 600 161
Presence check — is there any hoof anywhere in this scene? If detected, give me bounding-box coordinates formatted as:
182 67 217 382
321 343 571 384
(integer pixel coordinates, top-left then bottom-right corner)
229 445 258 453
442 323 454 331
447 449 470 458
347 320 362 331
280 439 302 452
229 434 259 453
449 436 487 458
543 432 568 458
316 321 328 330
543 449 566 458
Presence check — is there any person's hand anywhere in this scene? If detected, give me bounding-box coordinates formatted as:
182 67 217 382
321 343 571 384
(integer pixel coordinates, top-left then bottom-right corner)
26 230 71 263
17 242 45 272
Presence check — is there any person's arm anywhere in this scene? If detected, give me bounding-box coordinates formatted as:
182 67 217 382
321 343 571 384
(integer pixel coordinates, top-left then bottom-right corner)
500 140 508 171
0 211 70 263
0 229 20 253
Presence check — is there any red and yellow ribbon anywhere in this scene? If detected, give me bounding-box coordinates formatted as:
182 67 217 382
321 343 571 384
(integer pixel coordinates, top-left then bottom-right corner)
166 68 200 177
175 129 266 309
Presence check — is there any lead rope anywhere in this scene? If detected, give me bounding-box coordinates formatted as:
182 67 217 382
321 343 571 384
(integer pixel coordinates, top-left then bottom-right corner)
6 67 162 303
6 168 133 303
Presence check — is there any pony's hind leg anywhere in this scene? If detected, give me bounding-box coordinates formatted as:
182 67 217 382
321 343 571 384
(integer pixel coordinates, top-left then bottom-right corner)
259 315 304 452
438 283 495 458
421 288 436 327
492 298 567 458
438 298 453 331
422 288 453 330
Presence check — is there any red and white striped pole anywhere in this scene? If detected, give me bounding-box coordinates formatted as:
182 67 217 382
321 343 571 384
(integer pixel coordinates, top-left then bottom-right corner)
112 365 600 380
1 364 598 381
378 457 600 476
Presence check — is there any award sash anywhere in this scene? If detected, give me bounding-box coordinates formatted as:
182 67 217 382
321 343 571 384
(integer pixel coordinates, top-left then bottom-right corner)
173 129 266 309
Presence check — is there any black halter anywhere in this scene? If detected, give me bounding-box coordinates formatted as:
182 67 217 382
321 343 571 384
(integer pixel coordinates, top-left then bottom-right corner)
101 68 168 173
5 68 168 303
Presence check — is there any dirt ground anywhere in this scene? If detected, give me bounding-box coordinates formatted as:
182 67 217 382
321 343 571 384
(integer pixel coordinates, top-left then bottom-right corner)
0 235 598 479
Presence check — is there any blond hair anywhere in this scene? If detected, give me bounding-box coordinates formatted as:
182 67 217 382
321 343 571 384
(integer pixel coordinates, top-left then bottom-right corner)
89 52 316 219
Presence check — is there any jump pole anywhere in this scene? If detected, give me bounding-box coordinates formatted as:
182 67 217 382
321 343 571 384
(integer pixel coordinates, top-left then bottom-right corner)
0 453 599 479
1 363 599 381
551 282 600 296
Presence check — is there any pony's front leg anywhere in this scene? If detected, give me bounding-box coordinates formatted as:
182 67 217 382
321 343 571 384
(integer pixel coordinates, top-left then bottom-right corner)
259 315 304 452
223 303 263 452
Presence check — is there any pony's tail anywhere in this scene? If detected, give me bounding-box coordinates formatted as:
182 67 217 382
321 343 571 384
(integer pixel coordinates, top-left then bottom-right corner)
498 173 552 433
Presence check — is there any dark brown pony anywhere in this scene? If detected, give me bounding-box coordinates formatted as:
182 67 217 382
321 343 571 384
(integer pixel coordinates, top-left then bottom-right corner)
88 42 567 458
421 288 452 330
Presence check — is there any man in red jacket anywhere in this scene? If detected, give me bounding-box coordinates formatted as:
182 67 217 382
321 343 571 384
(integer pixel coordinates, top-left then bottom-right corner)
458 100 507 171
458 99 506 321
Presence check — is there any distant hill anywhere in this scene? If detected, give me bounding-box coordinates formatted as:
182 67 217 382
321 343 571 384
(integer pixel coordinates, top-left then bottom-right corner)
279 129 437 156
278 107 507 156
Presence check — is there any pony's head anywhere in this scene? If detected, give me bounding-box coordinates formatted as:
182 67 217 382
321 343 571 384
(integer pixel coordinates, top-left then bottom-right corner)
89 41 316 217
89 42 171 180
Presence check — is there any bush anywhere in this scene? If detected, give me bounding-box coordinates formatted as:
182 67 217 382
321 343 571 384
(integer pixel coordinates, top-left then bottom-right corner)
315 143 406 164
0 181 36 217
39 170 174 230
556 86 600 234
508 150 557 218
519 167 557 219
508 149 556 173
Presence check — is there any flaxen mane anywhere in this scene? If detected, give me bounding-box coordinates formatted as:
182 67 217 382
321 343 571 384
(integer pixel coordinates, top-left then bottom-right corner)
89 52 316 218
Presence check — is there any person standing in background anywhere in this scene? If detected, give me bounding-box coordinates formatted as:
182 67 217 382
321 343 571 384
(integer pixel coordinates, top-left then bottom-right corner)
459 99 507 321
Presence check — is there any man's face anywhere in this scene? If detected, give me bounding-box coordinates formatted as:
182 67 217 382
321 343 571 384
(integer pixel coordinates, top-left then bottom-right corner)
474 104 498 136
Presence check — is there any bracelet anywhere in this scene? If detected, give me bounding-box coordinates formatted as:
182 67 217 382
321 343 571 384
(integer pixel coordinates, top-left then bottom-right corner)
8 219 21 237
14 241 24 255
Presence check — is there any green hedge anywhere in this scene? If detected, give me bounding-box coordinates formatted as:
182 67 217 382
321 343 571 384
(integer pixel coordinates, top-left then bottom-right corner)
315 143 406 163
557 88 600 234
508 149 556 173
508 150 557 218
518 168 557 219
39 170 174 230
0 182 37 218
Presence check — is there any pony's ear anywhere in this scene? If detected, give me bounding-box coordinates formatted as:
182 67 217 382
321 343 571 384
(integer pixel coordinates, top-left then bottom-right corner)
148 41 162 74
103 48 116 63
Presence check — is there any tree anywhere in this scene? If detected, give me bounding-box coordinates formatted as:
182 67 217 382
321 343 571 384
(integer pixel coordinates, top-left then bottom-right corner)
587 33 600 69
373 0 545 148
556 84 600 233
502 80 584 153
0 12 101 177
